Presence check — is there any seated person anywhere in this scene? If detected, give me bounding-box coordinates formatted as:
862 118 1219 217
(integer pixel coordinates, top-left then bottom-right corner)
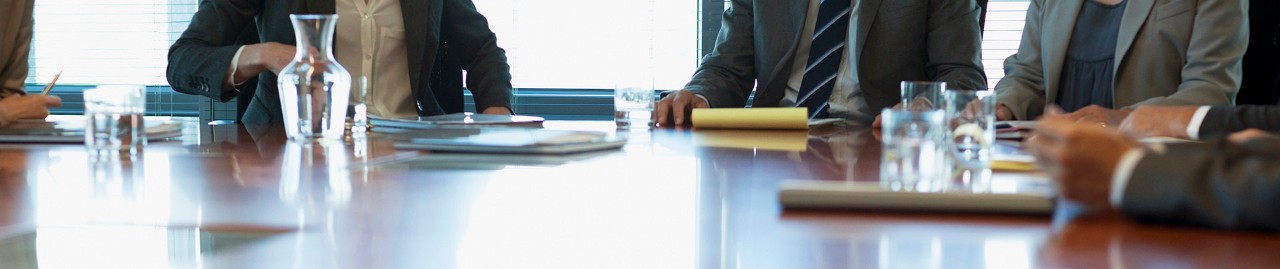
1028 115 1280 231
655 0 987 126
1 0 62 128
996 0 1248 126
168 0 513 124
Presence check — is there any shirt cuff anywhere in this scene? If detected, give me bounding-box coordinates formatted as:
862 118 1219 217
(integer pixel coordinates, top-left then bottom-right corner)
227 46 247 87
1185 106 1211 140
1109 149 1146 208
694 94 711 108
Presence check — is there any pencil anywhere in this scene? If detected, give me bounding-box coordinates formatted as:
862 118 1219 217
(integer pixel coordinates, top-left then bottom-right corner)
41 71 61 95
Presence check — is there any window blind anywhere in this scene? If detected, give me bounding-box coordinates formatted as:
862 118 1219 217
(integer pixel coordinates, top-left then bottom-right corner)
26 0 197 86
983 0 1031 89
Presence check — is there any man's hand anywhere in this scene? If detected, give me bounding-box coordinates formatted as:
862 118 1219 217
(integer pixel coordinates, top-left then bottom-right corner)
1228 128 1277 144
1026 115 1140 213
234 42 298 84
996 103 1015 121
653 89 709 127
480 106 512 115
1062 105 1130 128
1119 106 1198 138
0 95 63 127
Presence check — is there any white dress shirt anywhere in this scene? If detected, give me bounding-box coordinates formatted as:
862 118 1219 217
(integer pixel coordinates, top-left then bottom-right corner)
1110 105 1212 207
335 0 416 118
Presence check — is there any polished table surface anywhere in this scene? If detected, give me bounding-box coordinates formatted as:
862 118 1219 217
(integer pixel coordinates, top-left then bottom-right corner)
0 119 1277 268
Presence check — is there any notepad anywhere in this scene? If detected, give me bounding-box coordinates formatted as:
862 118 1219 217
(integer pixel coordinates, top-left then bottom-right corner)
371 112 545 130
691 107 810 130
0 119 183 143
779 180 1055 215
391 128 626 154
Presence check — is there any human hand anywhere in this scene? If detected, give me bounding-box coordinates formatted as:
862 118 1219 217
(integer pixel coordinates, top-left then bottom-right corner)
1227 129 1277 145
1026 114 1139 213
234 42 298 83
1061 105 1130 128
480 106 513 115
996 103 1015 121
0 95 63 127
1118 106 1197 139
870 103 904 129
653 89 709 127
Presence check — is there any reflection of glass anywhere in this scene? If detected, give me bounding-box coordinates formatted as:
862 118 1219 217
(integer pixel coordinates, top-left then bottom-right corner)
279 14 351 141
943 90 995 192
879 108 945 192
900 81 946 111
83 85 146 156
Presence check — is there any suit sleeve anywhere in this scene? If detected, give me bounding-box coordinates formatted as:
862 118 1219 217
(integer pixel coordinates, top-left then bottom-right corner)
441 0 512 112
1197 105 1280 138
683 0 757 109
924 0 987 92
1121 138 1280 231
0 0 34 97
1128 0 1247 107
166 0 261 102
994 0 1048 120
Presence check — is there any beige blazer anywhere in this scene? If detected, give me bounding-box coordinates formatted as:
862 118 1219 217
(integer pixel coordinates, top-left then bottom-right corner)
0 0 33 96
996 0 1249 120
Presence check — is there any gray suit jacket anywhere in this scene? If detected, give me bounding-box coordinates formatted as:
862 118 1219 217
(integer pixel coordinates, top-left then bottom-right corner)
1199 105 1280 138
997 0 1248 120
1123 137 1280 231
0 0 33 97
168 0 512 124
686 0 987 118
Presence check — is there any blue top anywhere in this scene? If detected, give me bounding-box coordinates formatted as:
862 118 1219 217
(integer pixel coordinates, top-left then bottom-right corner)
1056 0 1127 112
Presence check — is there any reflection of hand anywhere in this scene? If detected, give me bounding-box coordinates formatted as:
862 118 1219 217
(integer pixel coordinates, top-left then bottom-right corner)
653 89 709 127
1026 115 1138 213
1061 105 1130 128
0 95 63 127
1119 106 1197 138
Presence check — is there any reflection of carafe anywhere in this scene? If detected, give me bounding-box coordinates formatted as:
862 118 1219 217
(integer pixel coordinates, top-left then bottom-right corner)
279 14 351 140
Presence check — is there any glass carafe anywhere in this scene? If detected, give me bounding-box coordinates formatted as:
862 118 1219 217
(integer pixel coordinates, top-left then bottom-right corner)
279 14 351 140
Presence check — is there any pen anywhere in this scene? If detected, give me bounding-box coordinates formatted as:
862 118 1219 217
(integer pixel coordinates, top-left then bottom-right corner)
41 71 62 95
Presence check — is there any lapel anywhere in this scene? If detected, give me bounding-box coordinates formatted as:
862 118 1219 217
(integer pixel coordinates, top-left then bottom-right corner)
1043 0 1082 104
401 0 431 90
758 0 809 105
854 0 882 67
1114 0 1154 79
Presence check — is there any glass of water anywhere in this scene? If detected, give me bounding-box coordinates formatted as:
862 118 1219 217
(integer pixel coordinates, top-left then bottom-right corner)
943 90 996 169
614 81 654 129
900 81 946 111
879 108 945 192
84 85 147 155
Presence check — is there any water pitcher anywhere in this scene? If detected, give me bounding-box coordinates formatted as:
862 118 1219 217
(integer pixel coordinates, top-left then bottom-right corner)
279 14 351 140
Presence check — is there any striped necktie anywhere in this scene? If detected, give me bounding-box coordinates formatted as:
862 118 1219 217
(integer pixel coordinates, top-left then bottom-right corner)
795 0 852 119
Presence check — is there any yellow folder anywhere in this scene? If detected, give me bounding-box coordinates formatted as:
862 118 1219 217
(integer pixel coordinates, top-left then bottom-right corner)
690 107 809 130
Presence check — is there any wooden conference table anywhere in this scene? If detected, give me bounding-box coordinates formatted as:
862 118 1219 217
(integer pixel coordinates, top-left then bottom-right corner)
0 118 1277 268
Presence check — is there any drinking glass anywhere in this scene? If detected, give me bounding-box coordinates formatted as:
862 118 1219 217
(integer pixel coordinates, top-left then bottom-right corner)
879 108 946 192
900 81 946 111
943 90 996 192
84 85 146 155
615 80 654 129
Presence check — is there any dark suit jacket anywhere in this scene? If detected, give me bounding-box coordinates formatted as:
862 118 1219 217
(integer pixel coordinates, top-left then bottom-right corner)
1237 0 1280 105
1122 137 1280 231
686 0 986 121
1198 105 1280 138
167 0 512 124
